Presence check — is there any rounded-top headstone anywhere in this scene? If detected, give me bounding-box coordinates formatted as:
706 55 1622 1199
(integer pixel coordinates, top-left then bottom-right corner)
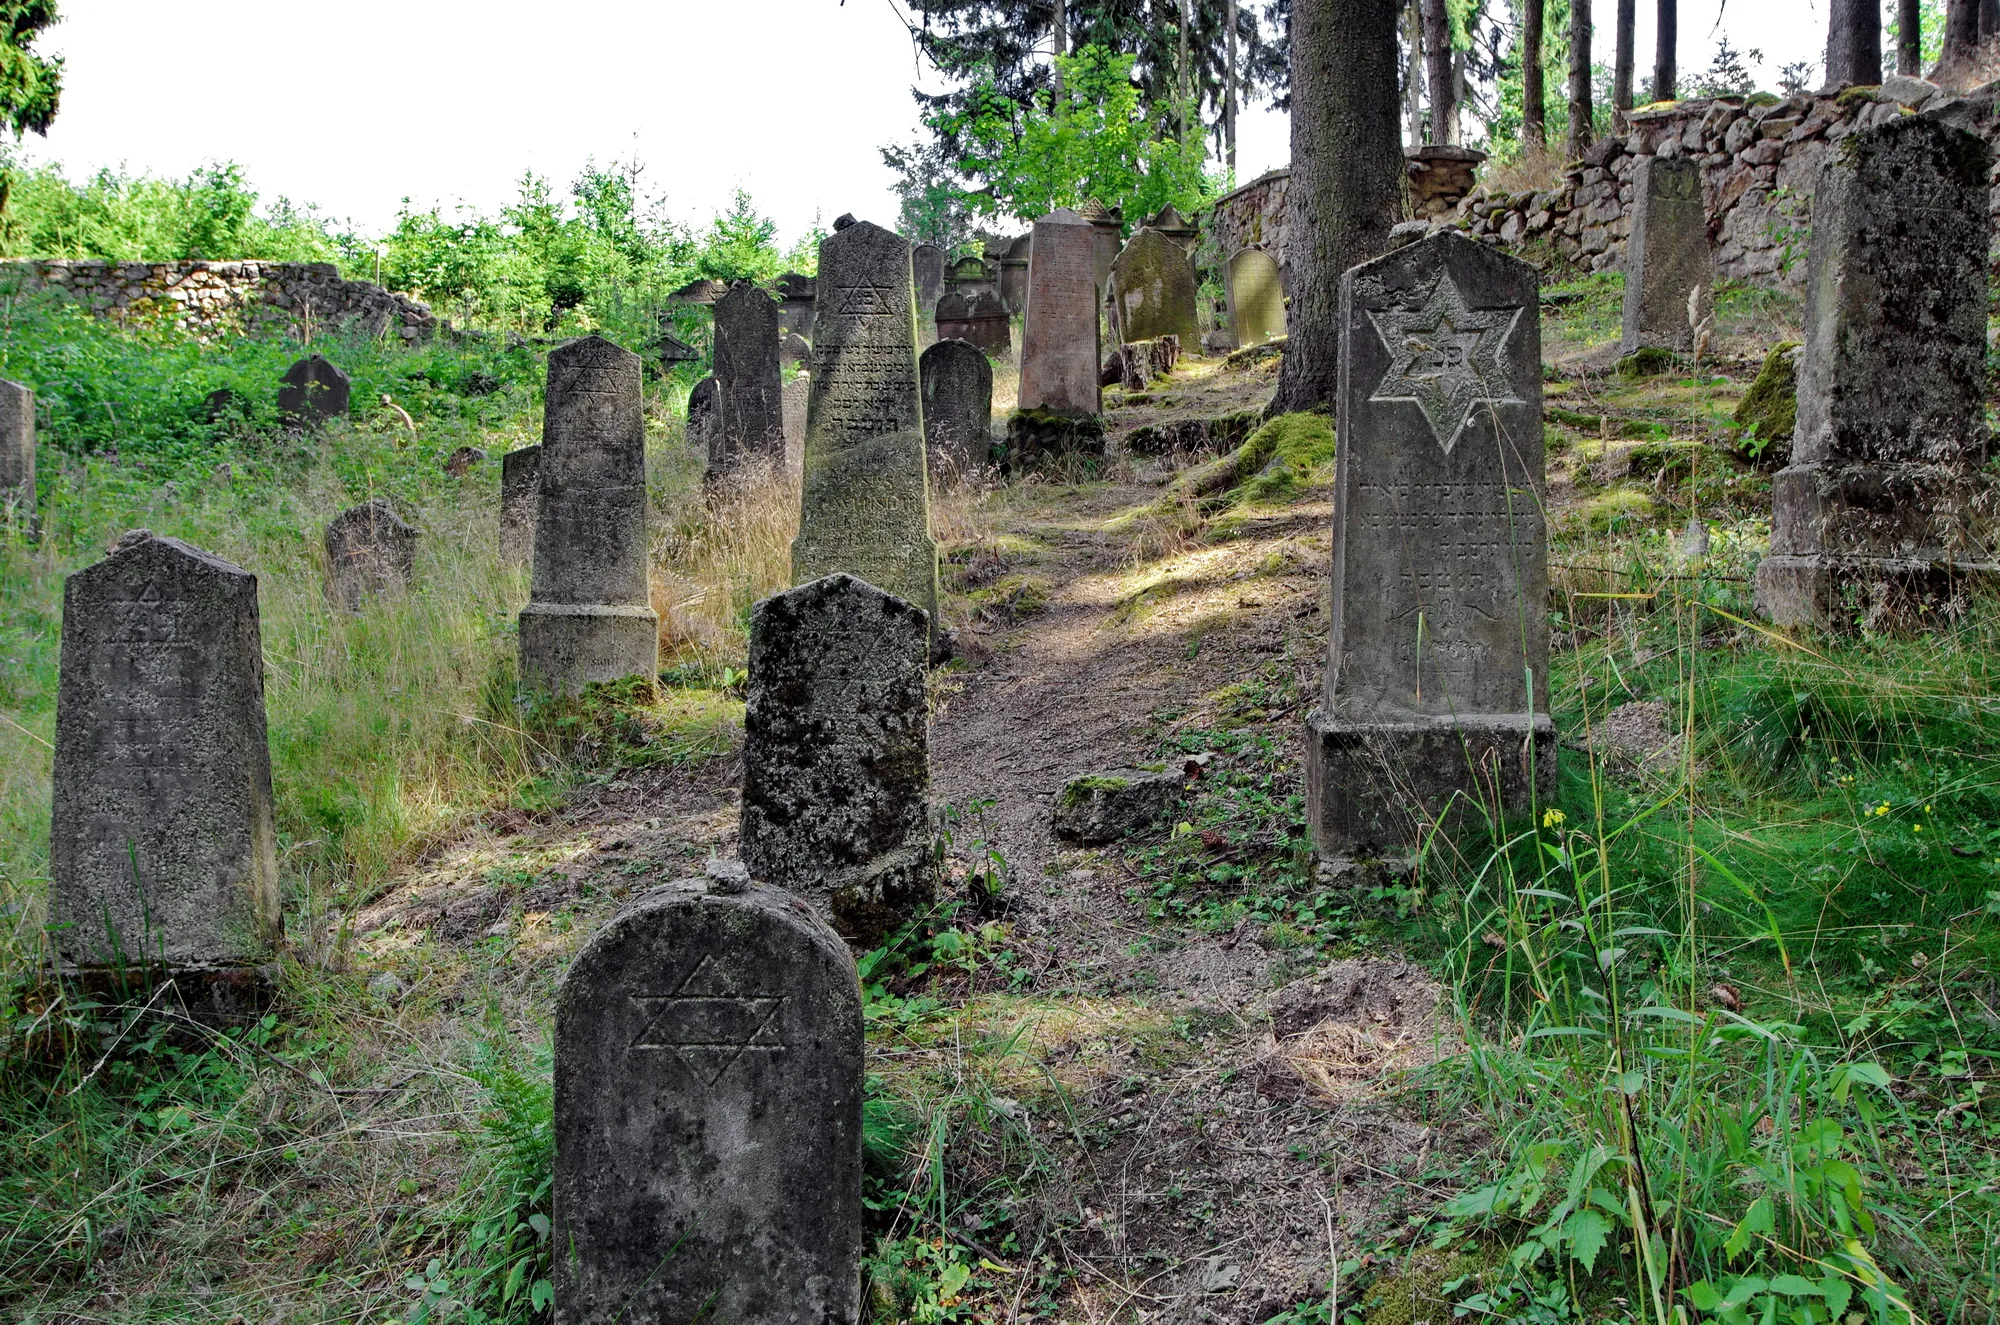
921 338 995 480
712 281 787 476
1111 227 1200 345
1226 247 1287 349
51 532 281 967
278 354 351 429
554 877 862 1325
324 498 418 611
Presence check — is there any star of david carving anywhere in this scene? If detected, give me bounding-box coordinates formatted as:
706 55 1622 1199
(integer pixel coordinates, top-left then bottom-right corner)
628 955 786 1086
1366 273 1524 454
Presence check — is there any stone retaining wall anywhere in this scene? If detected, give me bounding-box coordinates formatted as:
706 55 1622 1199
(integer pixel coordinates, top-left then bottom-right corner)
0 259 437 342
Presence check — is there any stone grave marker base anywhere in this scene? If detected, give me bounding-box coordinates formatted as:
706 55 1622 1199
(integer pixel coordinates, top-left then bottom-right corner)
519 604 659 698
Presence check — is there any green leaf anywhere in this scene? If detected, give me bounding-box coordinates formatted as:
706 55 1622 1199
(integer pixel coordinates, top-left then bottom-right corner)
1720 1277 1769 1310
528 1212 551 1239
938 1260 971 1298
1818 1275 1852 1318
1684 1280 1724 1311
503 1259 526 1302
1768 1275 1818 1297
1726 1198 1774 1260
1563 1209 1612 1272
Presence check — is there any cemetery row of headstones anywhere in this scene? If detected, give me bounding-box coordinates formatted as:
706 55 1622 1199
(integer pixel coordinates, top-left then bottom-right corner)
35 113 1999 1316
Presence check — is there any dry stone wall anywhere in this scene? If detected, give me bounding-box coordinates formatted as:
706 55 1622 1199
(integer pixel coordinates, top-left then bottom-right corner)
0 259 436 341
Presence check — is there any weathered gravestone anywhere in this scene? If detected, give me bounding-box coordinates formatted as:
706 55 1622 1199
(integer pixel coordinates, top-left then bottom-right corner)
554 875 862 1325
1018 208 1103 418
793 218 941 642
444 445 487 478
686 376 719 456
780 331 812 374
1755 116 2000 629
654 328 699 369
1226 247 1287 349
520 336 659 696
278 354 351 429
946 254 996 302
500 445 542 568
774 271 816 340
936 289 1012 357
921 339 994 480
711 281 787 479
999 232 1032 314
1077 200 1123 295
741 573 934 939
1147 203 1200 256
0 377 33 521
912 243 947 342
1111 228 1200 345
1306 231 1553 857
324 499 417 611
51 531 282 968
1619 156 1712 356
783 372 810 478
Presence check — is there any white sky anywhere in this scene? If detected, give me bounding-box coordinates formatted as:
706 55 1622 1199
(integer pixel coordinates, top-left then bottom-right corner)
20 0 1830 248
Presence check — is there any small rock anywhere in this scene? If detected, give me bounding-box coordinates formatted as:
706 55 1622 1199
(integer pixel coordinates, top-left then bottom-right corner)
1052 766 1184 845
366 971 405 1004
704 856 751 895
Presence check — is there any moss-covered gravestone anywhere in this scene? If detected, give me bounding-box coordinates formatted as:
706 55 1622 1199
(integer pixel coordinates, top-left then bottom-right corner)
1755 117 2000 628
711 281 786 479
1111 227 1200 346
277 354 350 429
51 531 281 969
1 377 33 522
520 336 658 696
792 218 940 642
554 876 862 1325
1306 231 1553 857
1619 156 1712 356
324 499 417 611
920 338 993 480
500 445 541 568
740 573 933 941
1733 342 1800 468
1226 248 1287 350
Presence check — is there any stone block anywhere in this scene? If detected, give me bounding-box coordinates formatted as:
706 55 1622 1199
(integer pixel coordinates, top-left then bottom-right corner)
500 445 541 568
1052 767 1184 844
0 377 33 522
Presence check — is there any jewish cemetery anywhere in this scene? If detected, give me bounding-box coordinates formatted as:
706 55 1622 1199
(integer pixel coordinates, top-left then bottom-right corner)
2 4 1997 1323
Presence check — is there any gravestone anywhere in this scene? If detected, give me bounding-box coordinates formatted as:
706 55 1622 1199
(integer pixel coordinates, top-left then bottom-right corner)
1226 248 1287 349
445 445 487 478
921 339 994 480
781 331 812 374
1755 116 2000 628
741 573 934 938
712 281 787 478
1619 156 1712 355
520 335 658 696
783 372 809 477
793 219 941 642
50 531 282 968
999 232 1032 314
654 328 699 367
554 876 862 1325
912 244 947 342
1147 203 1200 256
1111 227 1201 345
686 376 719 457
946 254 996 301
324 499 417 611
669 276 728 305
1 377 33 521
278 354 351 429
1018 208 1103 418
1306 231 1553 857
775 271 816 339
1078 200 1123 295
500 445 542 568
936 289 1012 357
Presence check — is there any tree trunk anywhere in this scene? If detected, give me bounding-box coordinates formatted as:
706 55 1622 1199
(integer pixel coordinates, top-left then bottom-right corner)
1653 0 1677 100
1179 0 1192 142
1613 0 1635 109
1053 0 1067 96
1404 0 1424 147
1423 0 1455 142
1226 0 1239 172
1898 0 1921 74
1269 0 1404 418
1825 0 1884 87
1944 0 1980 83
1568 0 1593 159
1522 0 1546 150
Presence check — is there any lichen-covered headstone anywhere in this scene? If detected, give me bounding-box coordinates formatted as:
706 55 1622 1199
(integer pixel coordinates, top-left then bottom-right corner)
999 233 1032 314
793 219 941 641
500 445 542 568
711 281 787 478
921 339 993 481
1018 208 1102 418
1755 117 1999 628
51 531 281 967
1111 227 1200 345
0 377 33 522
520 336 658 696
781 331 812 374
324 499 417 611
741 573 933 940
1306 231 1553 857
1619 156 1712 356
1226 248 1287 349
554 876 862 1325
277 354 351 429
946 254 996 301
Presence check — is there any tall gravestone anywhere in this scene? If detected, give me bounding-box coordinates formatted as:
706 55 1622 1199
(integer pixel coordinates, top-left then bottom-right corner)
324 499 417 611
1619 156 1713 355
554 876 862 1325
520 336 658 696
1018 208 1102 417
999 233 1033 314
711 281 787 478
1756 117 2000 628
793 218 941 641
278 354 351 429
1 377 33 522
921 339 994 480
51 531 281 968
1111 227 1201 345
741 573 933 939
1226 248 1287 349
500 445 542 568
912 243 947 344
1306 231 1553 856
1078 200 1122 295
